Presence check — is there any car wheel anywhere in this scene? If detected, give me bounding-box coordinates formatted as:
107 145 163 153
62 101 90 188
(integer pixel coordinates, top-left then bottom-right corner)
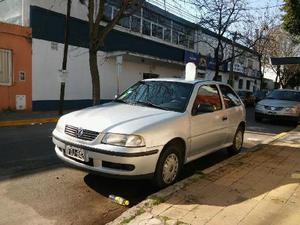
255 113 263 122
153 144 183 188
227 126 244 155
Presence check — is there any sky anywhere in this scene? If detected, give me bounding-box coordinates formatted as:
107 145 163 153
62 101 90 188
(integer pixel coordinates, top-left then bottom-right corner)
148 0 285 24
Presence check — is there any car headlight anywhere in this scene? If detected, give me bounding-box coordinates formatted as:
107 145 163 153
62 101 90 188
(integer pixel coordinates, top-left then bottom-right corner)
284 106 298 113
255 104 264 110
55 119 65 132
101 133 145 147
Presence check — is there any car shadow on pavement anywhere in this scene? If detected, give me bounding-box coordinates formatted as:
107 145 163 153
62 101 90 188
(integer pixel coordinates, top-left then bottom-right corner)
155 143 300 214
247 120 296 134
84 148 232 206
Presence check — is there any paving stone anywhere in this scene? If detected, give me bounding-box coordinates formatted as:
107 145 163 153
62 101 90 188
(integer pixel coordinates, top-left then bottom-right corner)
147 218 164 225
165 219 178 225
114 133 300 225
160 207 189 220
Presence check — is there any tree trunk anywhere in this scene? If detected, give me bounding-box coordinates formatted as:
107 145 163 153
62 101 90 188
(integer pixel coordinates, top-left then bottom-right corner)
89 49 100 105
258 55 263 90
59 0 72 115
213 48 220 81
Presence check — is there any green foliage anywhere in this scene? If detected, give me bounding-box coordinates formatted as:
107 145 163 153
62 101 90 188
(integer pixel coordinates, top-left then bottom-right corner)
282 0 300 36
287 69 300 87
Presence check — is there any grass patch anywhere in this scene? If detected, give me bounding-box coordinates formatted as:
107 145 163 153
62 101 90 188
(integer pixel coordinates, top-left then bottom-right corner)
151 196 166 205
121 208 146 224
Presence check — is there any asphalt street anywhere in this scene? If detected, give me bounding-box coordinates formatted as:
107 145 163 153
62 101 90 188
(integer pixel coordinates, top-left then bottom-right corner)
0 107 296 225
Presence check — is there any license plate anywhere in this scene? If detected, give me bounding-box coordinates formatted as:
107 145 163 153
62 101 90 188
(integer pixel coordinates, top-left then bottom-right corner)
65 146 86 162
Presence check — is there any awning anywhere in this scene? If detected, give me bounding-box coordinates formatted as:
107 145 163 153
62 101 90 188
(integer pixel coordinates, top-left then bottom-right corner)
106 51 185 67
270 57 300 65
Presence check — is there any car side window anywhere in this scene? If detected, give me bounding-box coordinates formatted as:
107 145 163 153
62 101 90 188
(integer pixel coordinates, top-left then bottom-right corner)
192 85 222 115
219 85 242 108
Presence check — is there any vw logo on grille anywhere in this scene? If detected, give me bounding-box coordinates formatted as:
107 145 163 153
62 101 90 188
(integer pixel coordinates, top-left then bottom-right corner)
77 127 84 138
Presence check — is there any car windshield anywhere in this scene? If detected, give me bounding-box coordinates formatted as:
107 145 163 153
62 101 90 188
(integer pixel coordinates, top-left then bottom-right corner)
254 91 266 98
116 81 194 112
238 91 247 96
266 90 300 102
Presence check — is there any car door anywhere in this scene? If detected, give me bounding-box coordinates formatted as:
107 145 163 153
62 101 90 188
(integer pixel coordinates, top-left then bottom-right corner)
190 84 229 156
219 84 244 145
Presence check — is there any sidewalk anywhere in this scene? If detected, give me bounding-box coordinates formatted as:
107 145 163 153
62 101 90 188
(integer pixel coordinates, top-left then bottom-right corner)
108 129 300 225
0 111 67 127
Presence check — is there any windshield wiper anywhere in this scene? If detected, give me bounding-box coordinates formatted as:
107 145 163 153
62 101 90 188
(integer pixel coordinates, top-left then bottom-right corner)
114 99 128 104
135 101 167 110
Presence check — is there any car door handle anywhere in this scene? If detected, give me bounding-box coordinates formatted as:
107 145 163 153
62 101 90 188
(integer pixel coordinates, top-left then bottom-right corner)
222 116 228 121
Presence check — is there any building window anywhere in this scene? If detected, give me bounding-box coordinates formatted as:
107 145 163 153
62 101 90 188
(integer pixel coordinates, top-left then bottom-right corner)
215 75 222 82
238 79 243 89
172 30 179 44
164 28 171 42
19 71 25 81
247 59 254 69
104 4 113 21
142 19 151 35
131 16 141 32
143 73 159 79
151 24 163 39
119 16 130 29
246 80 251 90
0 49 12 86
109 4 195 50
197 72 205 79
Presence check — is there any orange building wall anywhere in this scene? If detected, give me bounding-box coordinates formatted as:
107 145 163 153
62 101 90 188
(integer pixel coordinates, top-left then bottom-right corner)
0 22 32 111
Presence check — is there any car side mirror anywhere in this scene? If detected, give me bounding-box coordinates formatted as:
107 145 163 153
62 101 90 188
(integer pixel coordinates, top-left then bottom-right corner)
192 103 215 115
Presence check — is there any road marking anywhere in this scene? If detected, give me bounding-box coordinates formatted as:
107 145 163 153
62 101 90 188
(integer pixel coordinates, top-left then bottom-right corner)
246 138 261 141
0 118 59 127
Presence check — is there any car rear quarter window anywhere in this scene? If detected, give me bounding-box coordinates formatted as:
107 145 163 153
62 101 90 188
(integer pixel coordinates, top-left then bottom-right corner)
220 85 242 108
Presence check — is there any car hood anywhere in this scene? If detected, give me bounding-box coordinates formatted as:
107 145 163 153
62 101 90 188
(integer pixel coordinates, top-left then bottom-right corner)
258 99 299 107
59 102 181 134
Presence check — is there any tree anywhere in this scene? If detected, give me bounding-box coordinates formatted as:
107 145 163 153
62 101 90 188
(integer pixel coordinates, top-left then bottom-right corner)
192 0 247 80
282 0 300 36
243 7 279 89
59 0 72 115
79 0 143 105
264 26 299 87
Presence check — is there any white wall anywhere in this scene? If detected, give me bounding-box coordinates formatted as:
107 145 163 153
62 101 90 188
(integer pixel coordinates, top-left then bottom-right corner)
32 39 184 101
24 0 88 26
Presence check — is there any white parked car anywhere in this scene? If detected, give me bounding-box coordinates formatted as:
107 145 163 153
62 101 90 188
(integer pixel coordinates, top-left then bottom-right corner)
255 89 300 124
52 79 246 187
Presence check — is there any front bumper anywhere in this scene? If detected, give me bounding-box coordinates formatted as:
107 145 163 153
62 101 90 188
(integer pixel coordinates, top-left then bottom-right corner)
52 134 162 177
255 111 299 122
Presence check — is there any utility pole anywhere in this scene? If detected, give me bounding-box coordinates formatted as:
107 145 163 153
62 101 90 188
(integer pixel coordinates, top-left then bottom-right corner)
59 0 72 115
228 32 238 87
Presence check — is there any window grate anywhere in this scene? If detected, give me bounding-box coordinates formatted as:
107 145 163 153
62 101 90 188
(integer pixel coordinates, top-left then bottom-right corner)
0 49 12 86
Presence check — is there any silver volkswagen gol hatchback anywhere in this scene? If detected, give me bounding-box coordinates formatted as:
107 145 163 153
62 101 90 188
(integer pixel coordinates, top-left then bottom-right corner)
52 79 246 187
255 89 300 124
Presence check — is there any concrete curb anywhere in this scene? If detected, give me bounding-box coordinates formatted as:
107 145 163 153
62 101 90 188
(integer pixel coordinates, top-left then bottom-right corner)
0 117 59 127
107 128 294 225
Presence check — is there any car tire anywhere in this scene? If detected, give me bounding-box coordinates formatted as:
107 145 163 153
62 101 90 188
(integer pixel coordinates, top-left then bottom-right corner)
153 144 183 188
255 113 263 122
227 126 244 155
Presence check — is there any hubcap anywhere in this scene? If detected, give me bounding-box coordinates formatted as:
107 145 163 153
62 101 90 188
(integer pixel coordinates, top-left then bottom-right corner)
235 130 243 150
162 153 179 184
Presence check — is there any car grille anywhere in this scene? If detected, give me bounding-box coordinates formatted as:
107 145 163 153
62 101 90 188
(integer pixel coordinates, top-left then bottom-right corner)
264 106 284 111
65 125 99 141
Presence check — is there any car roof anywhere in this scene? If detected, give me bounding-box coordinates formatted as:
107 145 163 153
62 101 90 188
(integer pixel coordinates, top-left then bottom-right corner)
273 89 300 92
142 78 227 86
